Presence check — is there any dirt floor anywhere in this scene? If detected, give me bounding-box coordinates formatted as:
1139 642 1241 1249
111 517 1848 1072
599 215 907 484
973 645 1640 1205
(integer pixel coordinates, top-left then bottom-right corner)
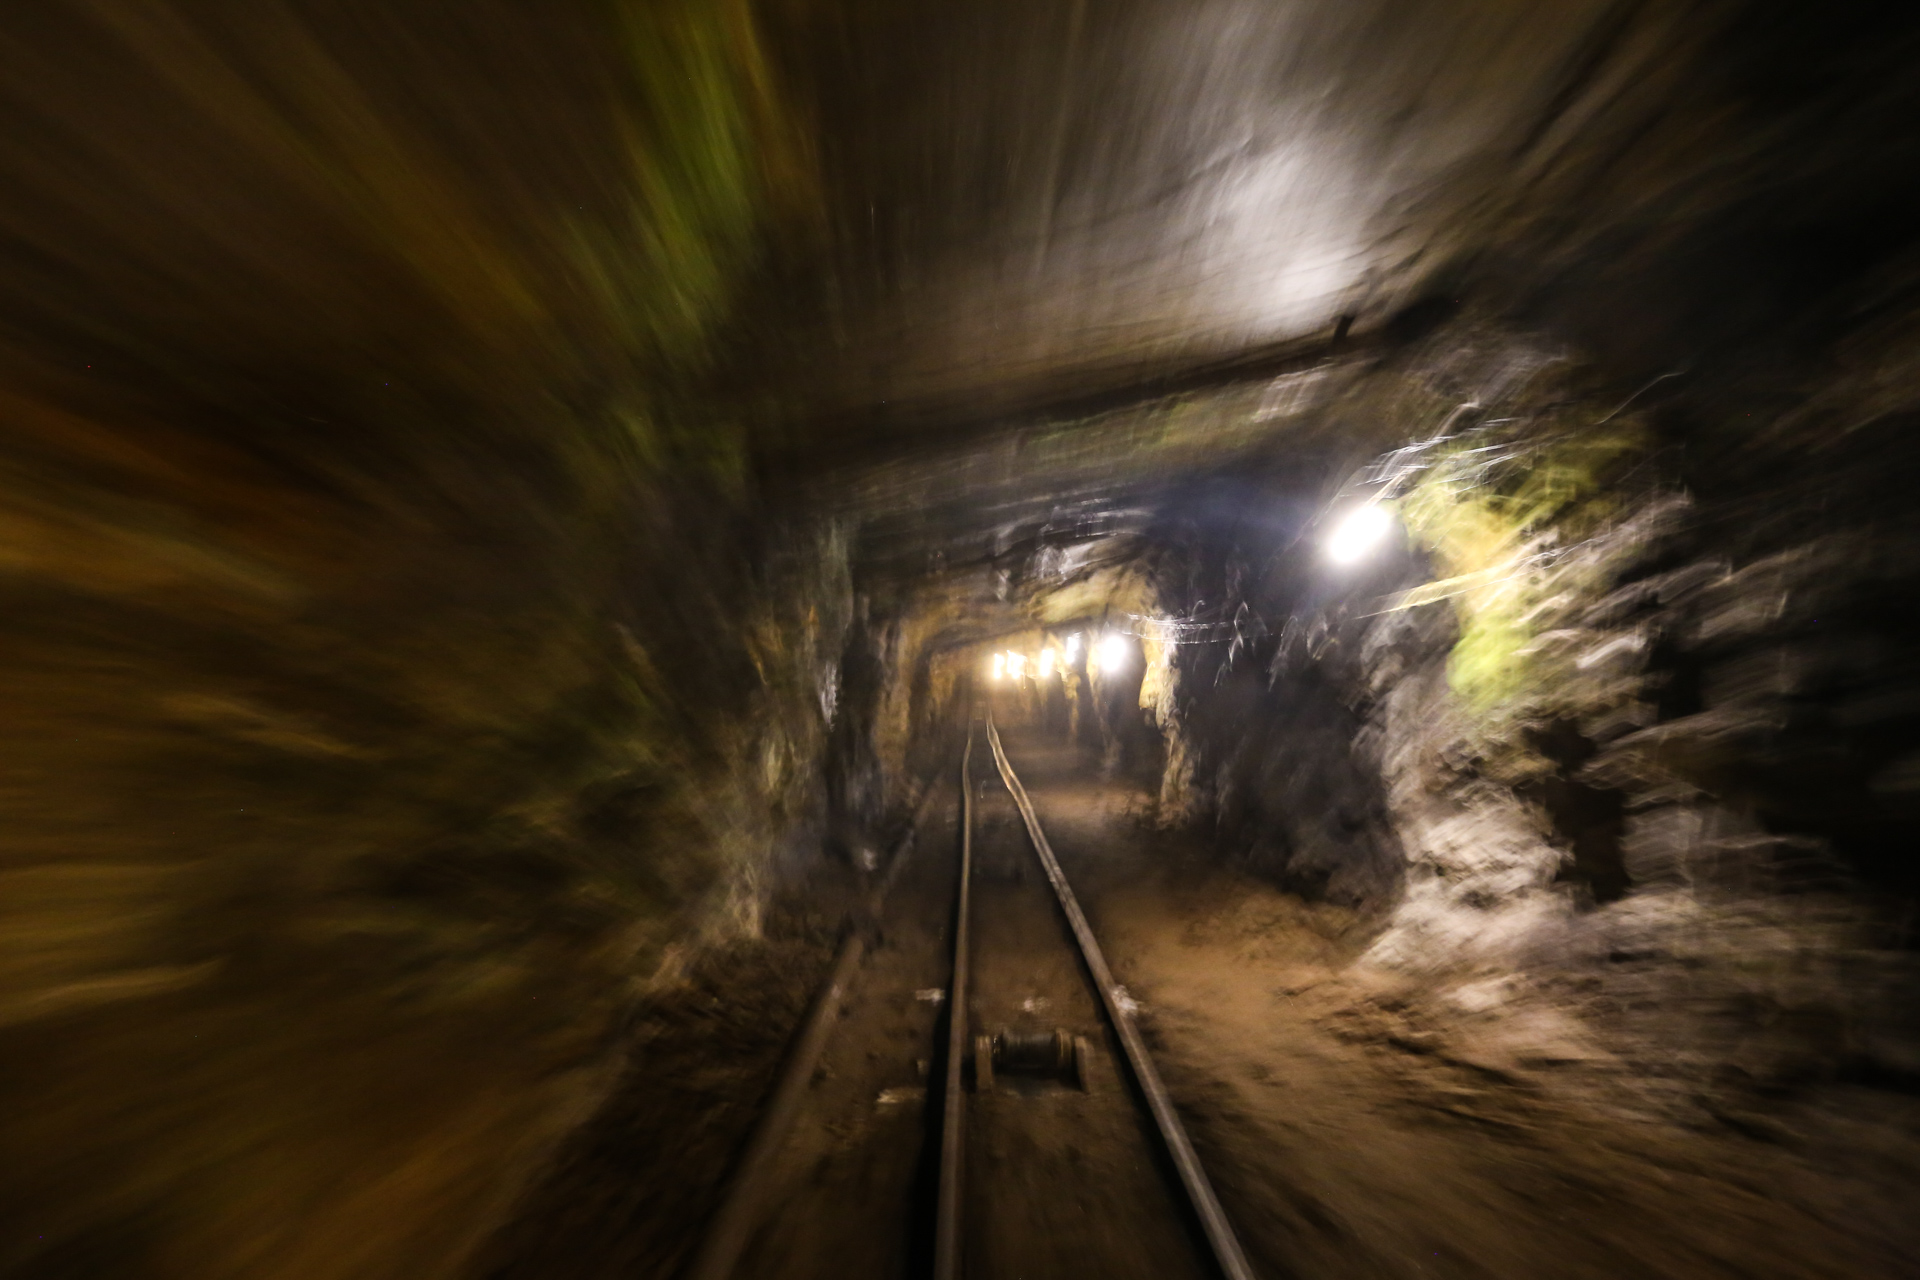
485 718 1919 1279
475 882 858 1279
995 727 1919 1280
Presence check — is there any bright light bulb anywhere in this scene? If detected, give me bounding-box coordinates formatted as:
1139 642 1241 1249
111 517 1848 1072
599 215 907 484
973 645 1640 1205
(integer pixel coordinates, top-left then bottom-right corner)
1098 634 1128 674
1007 651 1026 678
991 652 1005 680
1324 503 1395 565
1066 633 1082 659
1039 647 1056 677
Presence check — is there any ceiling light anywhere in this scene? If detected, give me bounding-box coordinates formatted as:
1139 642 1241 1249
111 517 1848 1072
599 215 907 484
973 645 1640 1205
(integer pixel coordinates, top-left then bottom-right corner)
1324 503 1395 565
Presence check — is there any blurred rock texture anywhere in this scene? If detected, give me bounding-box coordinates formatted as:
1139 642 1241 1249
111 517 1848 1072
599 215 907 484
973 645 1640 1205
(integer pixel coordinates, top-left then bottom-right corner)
0 4 867 1278
1158 313 1920 1208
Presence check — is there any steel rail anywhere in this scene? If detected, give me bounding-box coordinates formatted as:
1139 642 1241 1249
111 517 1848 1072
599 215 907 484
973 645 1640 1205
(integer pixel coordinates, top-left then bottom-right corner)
684 781 939 1280
985 716 1257 1280
932 723 976 1280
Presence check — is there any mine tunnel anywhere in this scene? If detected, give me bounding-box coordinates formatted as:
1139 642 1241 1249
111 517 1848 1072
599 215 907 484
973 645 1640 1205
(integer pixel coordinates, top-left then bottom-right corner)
5 2 1920 1278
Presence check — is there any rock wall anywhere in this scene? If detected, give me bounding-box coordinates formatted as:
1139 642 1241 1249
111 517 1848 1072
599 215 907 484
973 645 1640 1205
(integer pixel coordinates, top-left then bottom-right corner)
0 5 858 1278
1161 317 1920 1118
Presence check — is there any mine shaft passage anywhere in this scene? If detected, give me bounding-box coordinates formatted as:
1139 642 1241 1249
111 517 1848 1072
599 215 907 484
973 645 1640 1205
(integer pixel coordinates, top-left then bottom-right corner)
5 3 1920 1280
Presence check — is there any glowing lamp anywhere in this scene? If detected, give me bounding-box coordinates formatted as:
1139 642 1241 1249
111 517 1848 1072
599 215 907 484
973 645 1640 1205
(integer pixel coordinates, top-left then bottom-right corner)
1097 634 1129 674
1325 503 1395 565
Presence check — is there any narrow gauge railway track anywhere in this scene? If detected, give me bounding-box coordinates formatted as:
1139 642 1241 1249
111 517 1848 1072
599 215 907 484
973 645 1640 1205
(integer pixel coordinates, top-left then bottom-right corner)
685 712 1255 1280
934 713 1255 1280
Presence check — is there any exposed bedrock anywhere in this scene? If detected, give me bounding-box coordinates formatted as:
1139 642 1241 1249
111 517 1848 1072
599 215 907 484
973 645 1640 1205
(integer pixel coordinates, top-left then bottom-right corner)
1138 326 1920 1126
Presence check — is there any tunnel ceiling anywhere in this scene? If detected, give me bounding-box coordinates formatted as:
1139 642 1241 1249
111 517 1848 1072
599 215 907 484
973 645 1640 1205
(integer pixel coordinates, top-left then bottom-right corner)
749 0 1920 456
728 0 1920 618
769 0 1613 412
818 361 1350 579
